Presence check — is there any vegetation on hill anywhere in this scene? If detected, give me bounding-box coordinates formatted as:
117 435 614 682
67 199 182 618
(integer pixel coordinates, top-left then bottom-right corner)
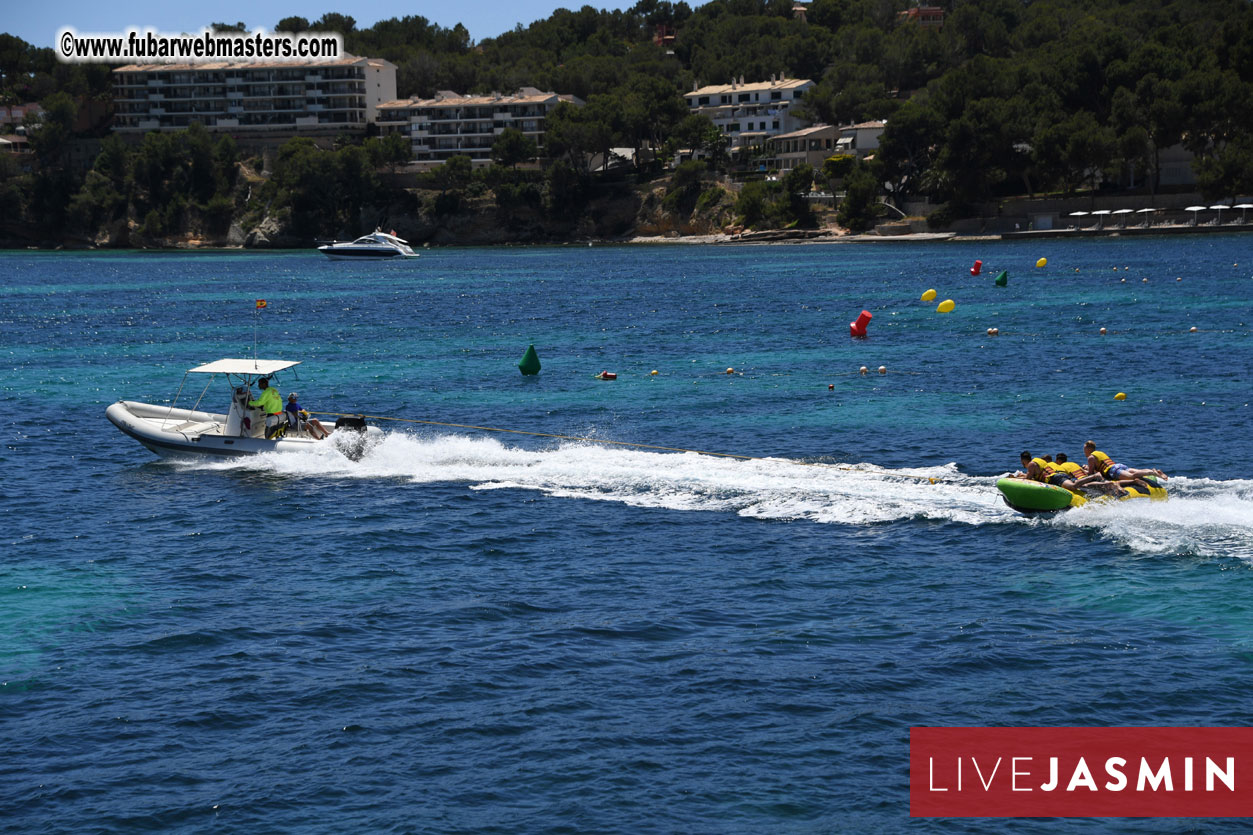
2 0 1251 244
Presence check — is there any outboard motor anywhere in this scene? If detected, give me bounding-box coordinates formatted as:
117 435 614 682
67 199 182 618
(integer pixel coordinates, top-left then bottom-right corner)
333 415 368 432
332 415 370 461
226 385 251 436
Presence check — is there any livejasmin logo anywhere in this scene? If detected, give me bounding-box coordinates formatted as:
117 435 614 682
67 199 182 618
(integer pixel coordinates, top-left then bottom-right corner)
910 727 1253 817
928 752 1234 793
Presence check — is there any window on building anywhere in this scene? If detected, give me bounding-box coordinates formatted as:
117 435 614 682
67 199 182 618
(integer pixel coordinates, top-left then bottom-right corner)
771 91 782 101
738 93 750 103
698 96 710 105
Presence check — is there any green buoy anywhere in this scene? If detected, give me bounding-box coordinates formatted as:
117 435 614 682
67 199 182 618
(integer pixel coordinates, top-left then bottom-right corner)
518 344 541 375
994 269 1008 287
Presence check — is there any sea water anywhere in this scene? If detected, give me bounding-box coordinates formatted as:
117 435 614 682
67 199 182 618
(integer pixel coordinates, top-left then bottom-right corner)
1 238 1251 832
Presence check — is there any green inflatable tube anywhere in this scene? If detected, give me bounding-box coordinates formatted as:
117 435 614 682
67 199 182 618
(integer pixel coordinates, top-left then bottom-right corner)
996 477 1084 513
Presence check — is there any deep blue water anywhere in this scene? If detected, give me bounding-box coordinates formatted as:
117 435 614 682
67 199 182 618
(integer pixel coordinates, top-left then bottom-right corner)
2 238 1252 832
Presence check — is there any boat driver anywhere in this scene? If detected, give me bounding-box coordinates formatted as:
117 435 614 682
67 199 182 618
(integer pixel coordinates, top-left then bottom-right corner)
248 377 285 439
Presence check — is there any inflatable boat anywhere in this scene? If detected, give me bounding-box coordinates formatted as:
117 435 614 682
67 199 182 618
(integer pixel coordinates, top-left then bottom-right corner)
107 358 379 459
996 476 1167 515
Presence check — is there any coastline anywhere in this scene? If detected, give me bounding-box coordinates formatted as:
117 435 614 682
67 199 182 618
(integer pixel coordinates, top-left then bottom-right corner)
622 221 1250 246
5 220 1249 252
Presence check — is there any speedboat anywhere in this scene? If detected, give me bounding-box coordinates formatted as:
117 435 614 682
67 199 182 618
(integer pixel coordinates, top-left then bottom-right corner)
317 229 417 260
106 358 379 458
996 476 1167 516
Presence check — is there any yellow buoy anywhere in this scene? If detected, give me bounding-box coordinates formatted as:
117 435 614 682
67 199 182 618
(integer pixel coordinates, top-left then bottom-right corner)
726 367 734 374
859 366 868 375
650 369 659 375
921 288 937 302
1036 257 1047 268
936 299 955 313
1189 326 1198 333
1114 392 1127 400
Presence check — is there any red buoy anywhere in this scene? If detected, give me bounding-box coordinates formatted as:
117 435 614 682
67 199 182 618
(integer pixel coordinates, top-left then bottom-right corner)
970 259 983 276
849 309 872 338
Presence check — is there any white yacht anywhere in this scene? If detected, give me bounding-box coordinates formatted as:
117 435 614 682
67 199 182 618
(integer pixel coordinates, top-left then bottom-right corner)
317 229 418 260
106 358 379 458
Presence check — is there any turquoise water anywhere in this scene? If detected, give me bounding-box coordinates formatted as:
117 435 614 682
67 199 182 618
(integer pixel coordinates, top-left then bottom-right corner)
2 238 1252 831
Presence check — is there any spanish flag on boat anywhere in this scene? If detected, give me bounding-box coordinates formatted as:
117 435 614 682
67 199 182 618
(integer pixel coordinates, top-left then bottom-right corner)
256 299 267 309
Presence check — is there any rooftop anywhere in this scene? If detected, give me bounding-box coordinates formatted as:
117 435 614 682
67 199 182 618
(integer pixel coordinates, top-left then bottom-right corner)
114 56 394 73
688 78 811 97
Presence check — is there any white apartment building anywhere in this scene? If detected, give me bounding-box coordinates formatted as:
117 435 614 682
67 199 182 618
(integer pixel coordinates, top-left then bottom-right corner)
835 121 885 158
375 87 582 168
112 56 397 134
685 76 814 153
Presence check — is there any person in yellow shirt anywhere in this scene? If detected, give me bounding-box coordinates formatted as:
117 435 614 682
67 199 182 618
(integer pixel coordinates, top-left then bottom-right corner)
1082 441 1167 490
248 377 284 439
1046 452 1125 496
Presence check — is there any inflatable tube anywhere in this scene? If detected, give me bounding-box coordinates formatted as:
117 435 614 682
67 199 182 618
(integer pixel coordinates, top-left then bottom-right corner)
996 478 1085 513
996 476 1167 515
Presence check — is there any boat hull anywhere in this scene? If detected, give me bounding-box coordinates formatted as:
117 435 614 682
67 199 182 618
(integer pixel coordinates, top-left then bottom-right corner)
107 401 374 458
996 476 1167 515
318 248 410 260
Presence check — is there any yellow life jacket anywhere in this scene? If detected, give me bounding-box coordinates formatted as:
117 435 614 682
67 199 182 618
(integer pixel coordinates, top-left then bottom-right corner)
1041 460 1063 479
1058 461 1084 477
1029 457 1049 480
1089 450 1114 476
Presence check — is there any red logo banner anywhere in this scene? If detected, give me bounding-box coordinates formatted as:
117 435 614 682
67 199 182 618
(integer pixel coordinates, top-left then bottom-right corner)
911 727 1253 817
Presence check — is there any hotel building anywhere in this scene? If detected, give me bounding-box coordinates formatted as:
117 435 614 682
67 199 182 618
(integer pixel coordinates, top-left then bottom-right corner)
112 56 397 135
375 87 582 168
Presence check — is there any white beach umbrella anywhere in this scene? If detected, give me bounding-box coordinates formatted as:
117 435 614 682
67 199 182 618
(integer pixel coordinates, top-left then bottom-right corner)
1136 207 1158 225
1185 205 1207 223
1091 209 1111 228
1210 203 1231 223
1068 210 1088 216
1111 208 1134 227
1234 203 1253 223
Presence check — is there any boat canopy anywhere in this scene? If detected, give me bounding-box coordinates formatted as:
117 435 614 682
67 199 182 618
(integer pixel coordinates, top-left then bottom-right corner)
187 358 301 375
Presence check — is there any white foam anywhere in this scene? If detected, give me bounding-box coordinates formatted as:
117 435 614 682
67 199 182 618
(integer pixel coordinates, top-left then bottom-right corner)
184 430 1014 525
180 434 1253 556
1050 477 1253 559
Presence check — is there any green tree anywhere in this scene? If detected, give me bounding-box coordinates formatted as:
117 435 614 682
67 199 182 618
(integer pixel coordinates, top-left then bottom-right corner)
836 163 879 232
26 91 76 167
492 127 538 168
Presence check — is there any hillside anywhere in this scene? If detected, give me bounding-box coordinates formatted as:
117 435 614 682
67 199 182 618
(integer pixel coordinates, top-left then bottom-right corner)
2 0 1252 246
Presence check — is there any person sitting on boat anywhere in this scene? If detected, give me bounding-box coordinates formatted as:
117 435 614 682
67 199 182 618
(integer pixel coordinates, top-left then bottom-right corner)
1082 441 1167 490
285 392 331 440
248 377 285 439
